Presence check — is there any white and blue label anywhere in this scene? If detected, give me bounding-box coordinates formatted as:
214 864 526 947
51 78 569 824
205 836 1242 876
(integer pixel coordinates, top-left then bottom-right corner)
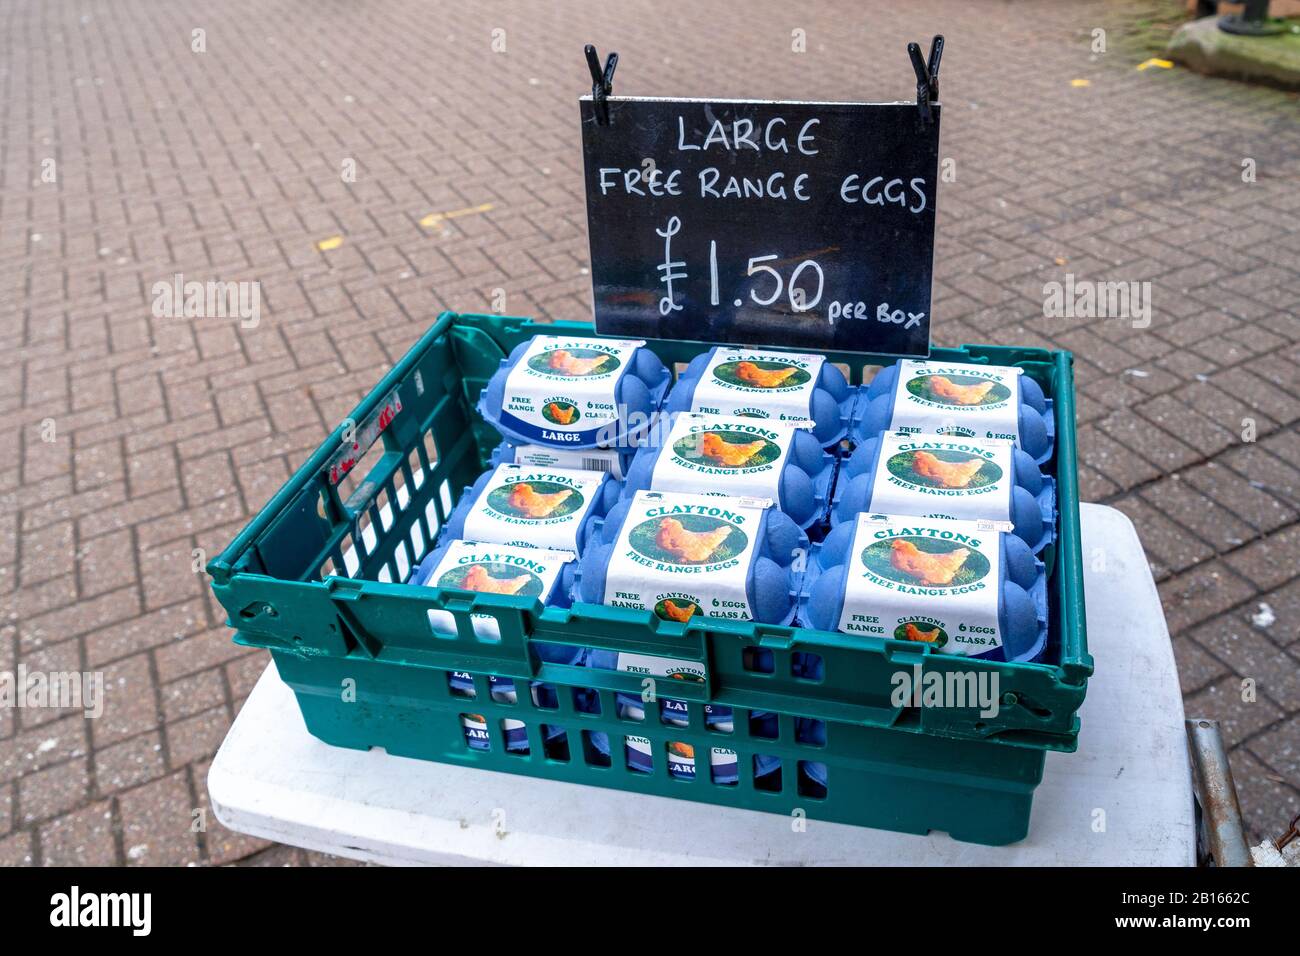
887 360 1023 445
691 348 824 421
665 742 738 781
625 735 653 772
652 413 809 502
420 540 574 640
667 741 696 778
462 464 605 551
837 514 1008 656
498 335 644 445
460 713 490 750
613 651 707 684
604 490 767 624
868 433 1014 522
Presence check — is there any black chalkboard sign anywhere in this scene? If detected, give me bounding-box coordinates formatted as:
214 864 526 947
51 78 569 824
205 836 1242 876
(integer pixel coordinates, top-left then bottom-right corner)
580 97 940 356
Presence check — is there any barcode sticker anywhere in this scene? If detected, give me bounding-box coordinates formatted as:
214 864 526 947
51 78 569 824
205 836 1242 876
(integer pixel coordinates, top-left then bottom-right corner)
509 443 625 480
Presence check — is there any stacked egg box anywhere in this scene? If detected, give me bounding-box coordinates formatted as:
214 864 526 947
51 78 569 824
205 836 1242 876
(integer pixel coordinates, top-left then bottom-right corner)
407 335 1058 786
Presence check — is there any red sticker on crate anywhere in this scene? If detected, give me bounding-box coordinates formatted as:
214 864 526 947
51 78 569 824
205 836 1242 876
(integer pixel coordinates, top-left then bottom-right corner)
327 390 403 486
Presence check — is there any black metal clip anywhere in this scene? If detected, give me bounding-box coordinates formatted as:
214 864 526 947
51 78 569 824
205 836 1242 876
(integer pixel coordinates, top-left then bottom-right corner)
584 44 619 126
908 35 944 123
1276 812 1300 853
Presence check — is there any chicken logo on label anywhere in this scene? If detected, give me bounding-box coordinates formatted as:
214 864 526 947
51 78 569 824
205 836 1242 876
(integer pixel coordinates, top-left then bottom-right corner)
859 534 992 590
673 429 781 470
657 598 699 622
702 431 764 465
629 513 748 567
438 562 545 598
714 359 811 391
898 621 949 646
485 480 585 521
887 448 1001 491
527 347 621 378
890 539 970 586
542 400 580 424
660 518 729 562
907 372 1011 408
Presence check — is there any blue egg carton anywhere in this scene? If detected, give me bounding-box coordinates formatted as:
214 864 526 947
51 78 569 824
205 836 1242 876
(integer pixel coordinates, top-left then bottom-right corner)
798 518 1049 664
620 415 836 531
665 346 856 447
585 677 817 786
575 493 809 626
478 335 670 450
410 539 579 601
456 679 571 753
853 361 1055 465
436 463 622 555
602 697 824 791
832 434 1057 553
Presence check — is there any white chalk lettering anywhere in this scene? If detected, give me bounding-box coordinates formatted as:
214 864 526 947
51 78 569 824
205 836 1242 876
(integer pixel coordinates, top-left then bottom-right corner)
676 115 819 155
839 175 929 213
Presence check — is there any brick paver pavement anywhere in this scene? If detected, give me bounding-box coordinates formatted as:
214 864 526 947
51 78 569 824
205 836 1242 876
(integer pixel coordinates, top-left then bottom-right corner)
2 0 1297 864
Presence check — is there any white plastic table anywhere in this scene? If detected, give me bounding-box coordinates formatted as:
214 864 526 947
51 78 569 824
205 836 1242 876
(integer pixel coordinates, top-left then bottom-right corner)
208 503 1196 866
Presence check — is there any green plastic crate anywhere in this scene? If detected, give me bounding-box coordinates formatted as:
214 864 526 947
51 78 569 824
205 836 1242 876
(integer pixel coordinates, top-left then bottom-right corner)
208 312 1093 846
